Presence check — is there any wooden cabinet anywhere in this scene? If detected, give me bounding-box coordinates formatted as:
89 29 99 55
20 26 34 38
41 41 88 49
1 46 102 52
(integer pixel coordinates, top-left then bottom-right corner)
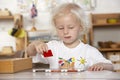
89 13 120 72
90 13 120 47
0 15 32 73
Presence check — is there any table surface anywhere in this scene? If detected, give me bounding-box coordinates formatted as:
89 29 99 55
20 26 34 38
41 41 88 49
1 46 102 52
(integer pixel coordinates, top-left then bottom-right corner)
0 70 120 80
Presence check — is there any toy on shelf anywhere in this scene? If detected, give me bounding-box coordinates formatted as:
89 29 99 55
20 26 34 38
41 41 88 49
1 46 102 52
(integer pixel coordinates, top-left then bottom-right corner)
8 14 26 38
30 26 37 31
0 8 12 16
30 2 37 32
0 46 14 56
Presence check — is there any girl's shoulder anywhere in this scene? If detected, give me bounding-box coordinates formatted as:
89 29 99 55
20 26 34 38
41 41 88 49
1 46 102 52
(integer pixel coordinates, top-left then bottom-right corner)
81 42 98 51
80 42 101 56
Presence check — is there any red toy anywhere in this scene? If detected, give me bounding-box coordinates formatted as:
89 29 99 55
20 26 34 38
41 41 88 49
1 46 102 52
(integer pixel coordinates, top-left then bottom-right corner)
43 50 53 57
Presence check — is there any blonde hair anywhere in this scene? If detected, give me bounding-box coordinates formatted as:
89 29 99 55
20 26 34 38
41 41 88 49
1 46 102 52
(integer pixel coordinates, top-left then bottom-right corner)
51 3 90 36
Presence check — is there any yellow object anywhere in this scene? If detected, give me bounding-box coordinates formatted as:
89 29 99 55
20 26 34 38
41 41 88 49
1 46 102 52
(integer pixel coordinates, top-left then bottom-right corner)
8 28 26 38
71 57 75 62
79 57 86 65
107 18 118 23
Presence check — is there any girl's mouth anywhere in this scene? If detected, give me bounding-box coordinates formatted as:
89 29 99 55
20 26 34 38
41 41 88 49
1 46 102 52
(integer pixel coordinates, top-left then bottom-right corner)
64 36 71 39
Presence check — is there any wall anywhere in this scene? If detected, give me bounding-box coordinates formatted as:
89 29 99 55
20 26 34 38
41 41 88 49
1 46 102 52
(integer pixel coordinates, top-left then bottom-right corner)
0 0 120 50
93 0 120 13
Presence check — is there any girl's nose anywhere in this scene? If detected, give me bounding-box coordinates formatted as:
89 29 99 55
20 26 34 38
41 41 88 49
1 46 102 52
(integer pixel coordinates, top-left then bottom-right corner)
63 28 68 34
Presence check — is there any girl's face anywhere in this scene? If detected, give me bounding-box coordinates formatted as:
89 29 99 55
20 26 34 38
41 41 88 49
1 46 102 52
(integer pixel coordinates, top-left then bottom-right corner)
55 14 83 47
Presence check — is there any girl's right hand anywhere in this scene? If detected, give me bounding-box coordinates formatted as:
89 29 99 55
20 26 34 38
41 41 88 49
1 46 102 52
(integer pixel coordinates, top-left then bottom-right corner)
34 41 48 54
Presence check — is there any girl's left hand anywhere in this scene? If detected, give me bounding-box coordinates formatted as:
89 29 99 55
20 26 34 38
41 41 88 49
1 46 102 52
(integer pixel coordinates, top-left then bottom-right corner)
88 63 104 71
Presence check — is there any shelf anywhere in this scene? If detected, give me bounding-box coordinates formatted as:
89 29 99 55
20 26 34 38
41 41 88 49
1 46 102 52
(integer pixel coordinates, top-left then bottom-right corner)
0 52 15 56
27 29 49 31
0 14 25 53
89 13 120 46
93 23 120 27
98 48 120 52
112 61 120 63
114 70 120 72
0 16 14 19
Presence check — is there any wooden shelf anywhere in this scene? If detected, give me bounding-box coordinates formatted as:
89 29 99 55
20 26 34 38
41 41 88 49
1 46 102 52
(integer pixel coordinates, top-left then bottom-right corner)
114 70 120 72
89 13 120 46
93 23 120 27
27 30 49 32
0 51 16 56
98 48 120 52
0 14 26 54
0 16 14 19
112 61 120 63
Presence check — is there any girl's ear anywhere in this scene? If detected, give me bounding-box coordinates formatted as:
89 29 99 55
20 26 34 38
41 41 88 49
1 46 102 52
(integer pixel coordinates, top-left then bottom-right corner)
79 25 83 31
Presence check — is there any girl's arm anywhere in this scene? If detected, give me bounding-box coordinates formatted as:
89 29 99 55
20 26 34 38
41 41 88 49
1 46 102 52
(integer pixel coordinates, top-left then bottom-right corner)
26 40 48 56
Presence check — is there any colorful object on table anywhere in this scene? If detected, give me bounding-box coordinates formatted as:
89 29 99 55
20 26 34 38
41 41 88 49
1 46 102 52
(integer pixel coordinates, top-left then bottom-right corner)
31 4 37 18
33 69 84 72
59 57 66 66
68 57 75 63
78 57 87 65
58 57 76 69
59 60 64 66
43 50 53 57
69 57 75 69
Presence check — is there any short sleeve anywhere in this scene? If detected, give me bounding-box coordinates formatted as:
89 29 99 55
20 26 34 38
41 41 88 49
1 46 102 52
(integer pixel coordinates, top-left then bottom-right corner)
86 46 112 66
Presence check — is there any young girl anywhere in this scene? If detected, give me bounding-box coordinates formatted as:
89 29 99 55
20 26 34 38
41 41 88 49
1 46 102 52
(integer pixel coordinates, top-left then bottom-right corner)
27 3 113 71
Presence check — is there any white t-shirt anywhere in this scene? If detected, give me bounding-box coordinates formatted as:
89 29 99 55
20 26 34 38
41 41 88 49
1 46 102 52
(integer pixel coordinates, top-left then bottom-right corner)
32 40 112 70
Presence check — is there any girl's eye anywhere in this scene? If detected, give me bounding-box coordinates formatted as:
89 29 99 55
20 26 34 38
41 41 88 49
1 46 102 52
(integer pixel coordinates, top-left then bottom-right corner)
69 26 74 29
58 27 64 30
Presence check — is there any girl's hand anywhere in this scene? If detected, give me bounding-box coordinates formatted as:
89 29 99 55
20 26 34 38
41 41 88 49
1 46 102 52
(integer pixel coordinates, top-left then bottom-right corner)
34 41 48 54
88 63 104 71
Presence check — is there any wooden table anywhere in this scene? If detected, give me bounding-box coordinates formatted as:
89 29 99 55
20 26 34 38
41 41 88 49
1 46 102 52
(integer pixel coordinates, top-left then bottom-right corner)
0 70 120 80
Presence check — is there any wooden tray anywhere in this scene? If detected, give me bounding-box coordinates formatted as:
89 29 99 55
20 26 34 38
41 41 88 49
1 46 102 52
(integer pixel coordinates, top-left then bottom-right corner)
0 58 32 73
